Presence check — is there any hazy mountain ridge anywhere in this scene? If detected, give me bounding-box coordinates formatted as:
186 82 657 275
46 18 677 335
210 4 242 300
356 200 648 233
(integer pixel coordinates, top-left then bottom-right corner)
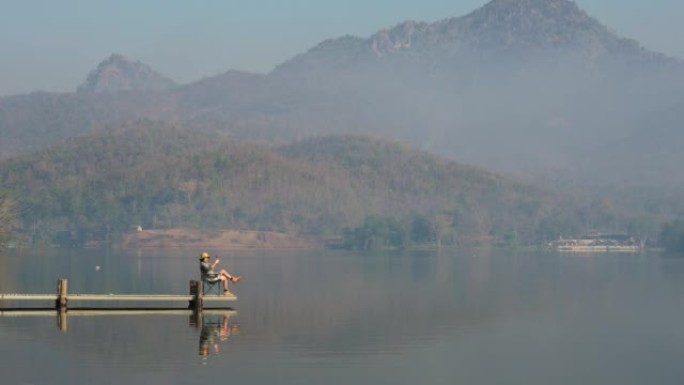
1 0 683 192
276 0 668 73
77 54 177 94
432 0 643 55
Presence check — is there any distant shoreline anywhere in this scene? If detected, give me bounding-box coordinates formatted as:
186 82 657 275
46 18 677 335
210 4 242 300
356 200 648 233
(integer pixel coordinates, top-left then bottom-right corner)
120 228 327 249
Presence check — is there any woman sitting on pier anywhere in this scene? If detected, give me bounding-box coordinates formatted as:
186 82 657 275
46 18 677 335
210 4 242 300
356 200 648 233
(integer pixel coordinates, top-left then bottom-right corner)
199 252 241 295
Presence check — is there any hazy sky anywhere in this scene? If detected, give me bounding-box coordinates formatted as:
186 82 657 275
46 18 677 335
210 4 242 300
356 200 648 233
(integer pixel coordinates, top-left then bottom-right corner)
1 0 682 96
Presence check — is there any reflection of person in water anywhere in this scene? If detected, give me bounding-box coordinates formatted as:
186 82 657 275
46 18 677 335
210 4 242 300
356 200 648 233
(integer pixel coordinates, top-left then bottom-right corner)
199 312 240 356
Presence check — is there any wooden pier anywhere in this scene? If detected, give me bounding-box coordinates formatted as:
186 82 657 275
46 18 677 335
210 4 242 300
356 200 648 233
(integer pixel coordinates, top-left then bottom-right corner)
0 306 237 332
0 279 236 312
0 308 236 317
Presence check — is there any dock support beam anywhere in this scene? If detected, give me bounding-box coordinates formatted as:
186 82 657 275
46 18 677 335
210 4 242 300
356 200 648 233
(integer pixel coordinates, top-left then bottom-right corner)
56 279 68 310
58 309 68 332
189 280 202 311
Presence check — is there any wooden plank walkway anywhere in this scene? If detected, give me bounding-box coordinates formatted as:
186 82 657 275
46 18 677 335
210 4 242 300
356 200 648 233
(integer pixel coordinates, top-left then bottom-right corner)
0 309 236 317
0 307 237 332
0 279 236 310
0 293 235 302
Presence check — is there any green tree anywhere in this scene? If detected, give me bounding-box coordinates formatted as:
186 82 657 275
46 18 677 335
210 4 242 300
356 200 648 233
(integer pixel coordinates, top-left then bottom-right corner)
410 215 434 244
661 220 684 253
343 216 408 251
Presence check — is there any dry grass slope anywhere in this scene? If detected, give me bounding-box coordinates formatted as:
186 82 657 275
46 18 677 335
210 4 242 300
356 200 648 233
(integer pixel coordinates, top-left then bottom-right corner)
122 228 325 249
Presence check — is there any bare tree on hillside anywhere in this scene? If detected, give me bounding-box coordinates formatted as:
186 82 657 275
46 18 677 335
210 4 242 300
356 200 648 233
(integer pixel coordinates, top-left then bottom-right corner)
0 192 17 245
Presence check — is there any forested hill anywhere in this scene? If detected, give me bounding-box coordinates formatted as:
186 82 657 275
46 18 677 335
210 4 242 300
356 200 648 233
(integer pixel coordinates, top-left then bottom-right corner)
0 120 610 247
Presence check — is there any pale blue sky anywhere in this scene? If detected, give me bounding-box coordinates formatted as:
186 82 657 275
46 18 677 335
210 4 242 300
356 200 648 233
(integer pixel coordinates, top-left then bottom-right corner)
1 0 682 96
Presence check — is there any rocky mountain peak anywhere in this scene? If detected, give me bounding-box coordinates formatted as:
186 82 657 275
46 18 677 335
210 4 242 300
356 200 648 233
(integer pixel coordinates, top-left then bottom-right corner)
370 20 429 56
464 0 596 44
277 0 662 77
477 0 587 20
366 0 644 58
77 54 176 94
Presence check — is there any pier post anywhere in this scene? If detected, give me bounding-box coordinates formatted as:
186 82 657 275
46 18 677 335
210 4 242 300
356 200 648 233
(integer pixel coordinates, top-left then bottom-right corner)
189 280 202 311
57 308 68 332
56 279 68 310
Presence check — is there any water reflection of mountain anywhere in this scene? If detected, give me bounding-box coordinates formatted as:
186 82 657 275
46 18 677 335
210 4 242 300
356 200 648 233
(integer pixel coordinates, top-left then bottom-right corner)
238 251 554 355
0 248 652 364
227 249 659 359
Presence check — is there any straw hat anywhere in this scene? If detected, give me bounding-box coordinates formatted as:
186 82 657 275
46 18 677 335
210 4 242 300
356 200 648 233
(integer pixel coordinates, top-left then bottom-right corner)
199 251 210 260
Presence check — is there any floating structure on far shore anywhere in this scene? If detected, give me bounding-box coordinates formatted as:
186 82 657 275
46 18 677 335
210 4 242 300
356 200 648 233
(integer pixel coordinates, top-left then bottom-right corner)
548 233 640 252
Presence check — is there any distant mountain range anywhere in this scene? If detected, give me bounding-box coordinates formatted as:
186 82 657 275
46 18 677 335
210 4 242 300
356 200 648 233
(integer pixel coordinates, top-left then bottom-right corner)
274 0 665 74
1 0 683 190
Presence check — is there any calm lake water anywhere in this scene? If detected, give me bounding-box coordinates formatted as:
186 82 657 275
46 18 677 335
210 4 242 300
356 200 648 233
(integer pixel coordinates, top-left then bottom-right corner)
2 248 684 384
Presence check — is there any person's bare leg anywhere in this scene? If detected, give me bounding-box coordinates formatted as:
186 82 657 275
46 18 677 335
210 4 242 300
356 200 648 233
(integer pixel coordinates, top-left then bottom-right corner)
220 270 241 284
219 270 231 278
219 275 234 295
